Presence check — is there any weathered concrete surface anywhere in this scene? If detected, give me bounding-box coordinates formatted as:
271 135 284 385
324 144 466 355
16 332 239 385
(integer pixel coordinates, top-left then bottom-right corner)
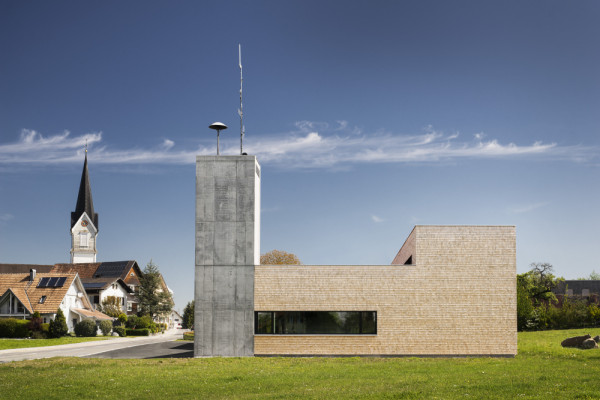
195 156 260 357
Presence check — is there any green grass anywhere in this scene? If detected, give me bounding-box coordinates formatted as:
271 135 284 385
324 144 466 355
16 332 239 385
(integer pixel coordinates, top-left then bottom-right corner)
0 336 113 350
1 329 600 399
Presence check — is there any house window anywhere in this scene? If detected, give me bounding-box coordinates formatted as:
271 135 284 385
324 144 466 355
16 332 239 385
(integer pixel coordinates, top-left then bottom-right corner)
255 311 377 335
566 289 573 296
127 302 132 312
583 289 590 297
79 233 88 247
39 296 46 304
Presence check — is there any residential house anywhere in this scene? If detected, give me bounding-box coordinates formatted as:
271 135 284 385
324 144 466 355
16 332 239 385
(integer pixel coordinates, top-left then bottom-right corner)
0 270 110 332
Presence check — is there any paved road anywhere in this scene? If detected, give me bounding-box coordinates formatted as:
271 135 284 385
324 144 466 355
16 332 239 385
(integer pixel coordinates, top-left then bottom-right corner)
87 340 194 359
0 329 189 363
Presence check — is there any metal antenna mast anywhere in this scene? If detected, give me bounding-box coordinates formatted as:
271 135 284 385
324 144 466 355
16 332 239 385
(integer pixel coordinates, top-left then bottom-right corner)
238 44 245 155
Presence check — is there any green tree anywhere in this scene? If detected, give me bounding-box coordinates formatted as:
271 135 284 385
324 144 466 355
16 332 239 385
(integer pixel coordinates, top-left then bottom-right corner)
48 308 69 338
519 262 563 305
182 301 194 329
138 260 173 320
99 296 122 318
260 250 302 265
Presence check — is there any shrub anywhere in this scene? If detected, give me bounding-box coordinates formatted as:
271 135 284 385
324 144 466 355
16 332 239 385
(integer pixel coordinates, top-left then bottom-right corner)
28 311 43 333
99 320 113 336
127 328 150 336
183 331 194 341
136 315 153 329
125 315 139 329
41 323 50 333
74 319 97 337
113 326 126 337
0 318 30 338
116 313 128 326
48 308 69 338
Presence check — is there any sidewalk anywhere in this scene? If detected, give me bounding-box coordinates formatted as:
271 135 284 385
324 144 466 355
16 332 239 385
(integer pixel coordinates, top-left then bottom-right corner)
0 329 183 363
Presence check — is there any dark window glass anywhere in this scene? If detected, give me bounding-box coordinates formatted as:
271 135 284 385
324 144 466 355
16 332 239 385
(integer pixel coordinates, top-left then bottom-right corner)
255 311 376 335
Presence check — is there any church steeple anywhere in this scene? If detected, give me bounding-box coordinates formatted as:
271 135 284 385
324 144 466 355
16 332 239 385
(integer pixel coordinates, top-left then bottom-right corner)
71 152 99 230
70 151 99 263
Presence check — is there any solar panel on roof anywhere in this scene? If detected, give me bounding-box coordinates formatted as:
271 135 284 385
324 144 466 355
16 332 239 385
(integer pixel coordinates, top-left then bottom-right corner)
48 277 59 287
56 277 67 287
37 277 50 287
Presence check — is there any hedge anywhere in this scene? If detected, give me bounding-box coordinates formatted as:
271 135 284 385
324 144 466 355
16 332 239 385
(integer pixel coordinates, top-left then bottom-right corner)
127 328 150 336
183 331 194 341
113 326 126 337
0 318 30 338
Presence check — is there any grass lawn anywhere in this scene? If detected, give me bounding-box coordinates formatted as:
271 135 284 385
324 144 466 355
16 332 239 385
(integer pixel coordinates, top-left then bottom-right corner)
1 329 600 399
0 336 114 350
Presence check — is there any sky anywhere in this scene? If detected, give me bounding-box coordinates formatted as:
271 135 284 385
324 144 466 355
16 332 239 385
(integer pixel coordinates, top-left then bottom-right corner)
1 1 599 311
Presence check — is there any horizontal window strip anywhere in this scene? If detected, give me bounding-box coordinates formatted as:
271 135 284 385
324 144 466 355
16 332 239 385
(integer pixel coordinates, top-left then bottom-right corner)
255 311 376 335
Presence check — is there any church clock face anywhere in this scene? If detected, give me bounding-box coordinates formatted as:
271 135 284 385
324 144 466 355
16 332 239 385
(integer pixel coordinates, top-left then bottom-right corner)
81 220 88 227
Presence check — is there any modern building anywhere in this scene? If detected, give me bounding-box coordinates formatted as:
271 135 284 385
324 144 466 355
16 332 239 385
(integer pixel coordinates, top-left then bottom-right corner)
195 155 517 357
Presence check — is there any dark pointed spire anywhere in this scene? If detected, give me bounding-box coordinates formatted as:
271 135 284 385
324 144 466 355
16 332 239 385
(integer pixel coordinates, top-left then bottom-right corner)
71 152 99 230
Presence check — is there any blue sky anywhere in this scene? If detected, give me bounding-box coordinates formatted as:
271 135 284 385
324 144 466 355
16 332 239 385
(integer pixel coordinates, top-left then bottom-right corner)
1 1 599 310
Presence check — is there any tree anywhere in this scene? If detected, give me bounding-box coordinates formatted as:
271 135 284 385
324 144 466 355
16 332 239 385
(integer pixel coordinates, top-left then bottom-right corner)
48 308 69 338
519 262 563 305
260 250 302 265
99 296 122 318
182 301 194 329
138 260 173 320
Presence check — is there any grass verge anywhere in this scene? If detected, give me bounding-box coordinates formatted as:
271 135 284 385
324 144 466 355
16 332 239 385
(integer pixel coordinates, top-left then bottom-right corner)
0 336 113 350
1 329 600 399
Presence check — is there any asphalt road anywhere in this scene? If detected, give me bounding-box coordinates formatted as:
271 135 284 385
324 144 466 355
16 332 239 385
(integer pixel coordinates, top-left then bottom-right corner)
0 329 192 362
87 340 194 359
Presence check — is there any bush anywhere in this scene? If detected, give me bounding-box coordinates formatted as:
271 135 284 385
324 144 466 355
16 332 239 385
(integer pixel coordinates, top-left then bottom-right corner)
28 311 43 333
183 331 194 341
125 315 139 329
116 313 128 326
48 308 69 338
137 315 153 329
74 319 97 337
113 326 126 337
99 320 113 336
127 328 150 336
0 318 30 338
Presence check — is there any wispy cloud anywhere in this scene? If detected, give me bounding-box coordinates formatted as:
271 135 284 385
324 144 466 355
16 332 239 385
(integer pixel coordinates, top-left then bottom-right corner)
0 123 596 170
0 213 14 225
371 215 384 223
507 202 550 214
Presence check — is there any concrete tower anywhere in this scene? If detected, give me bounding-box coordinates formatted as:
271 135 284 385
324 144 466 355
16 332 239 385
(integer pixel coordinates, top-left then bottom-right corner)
70 152 99 263
194 155 260 357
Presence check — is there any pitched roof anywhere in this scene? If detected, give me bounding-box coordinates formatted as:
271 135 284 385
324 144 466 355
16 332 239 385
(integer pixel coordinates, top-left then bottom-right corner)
71 153 98 230
52 263 101 279
0 264 54 274
0 273 79 314
71 308 112 320
80 277 133 293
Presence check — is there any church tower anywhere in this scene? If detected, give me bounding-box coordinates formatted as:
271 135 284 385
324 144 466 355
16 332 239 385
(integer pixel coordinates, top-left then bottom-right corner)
70 151 99 263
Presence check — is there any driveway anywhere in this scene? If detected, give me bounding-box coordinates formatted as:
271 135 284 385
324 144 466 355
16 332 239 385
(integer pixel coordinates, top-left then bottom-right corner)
0 329 189 363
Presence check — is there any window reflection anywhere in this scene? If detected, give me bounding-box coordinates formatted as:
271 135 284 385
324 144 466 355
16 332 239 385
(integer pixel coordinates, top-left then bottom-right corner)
255 311 376 334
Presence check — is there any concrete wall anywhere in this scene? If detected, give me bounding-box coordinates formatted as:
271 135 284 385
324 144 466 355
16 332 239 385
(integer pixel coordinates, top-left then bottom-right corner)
254 225 516 356
194 156 260 357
